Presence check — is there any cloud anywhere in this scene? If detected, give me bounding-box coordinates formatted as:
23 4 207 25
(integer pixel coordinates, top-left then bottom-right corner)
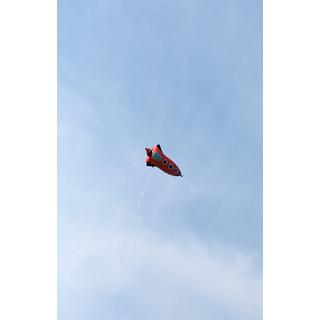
60 221 261 320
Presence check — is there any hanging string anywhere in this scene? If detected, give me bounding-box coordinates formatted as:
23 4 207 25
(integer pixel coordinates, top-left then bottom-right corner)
120 173 151 266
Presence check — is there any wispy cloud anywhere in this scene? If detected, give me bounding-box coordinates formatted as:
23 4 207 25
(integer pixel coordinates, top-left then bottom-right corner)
61 223 261 320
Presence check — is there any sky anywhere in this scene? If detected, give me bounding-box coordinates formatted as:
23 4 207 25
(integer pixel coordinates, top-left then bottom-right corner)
58 0 262 319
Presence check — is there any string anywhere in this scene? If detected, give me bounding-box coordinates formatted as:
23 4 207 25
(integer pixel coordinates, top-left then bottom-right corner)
120 173 151 266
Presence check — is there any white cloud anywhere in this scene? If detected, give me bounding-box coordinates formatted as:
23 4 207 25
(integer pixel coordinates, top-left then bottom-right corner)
61 223 261 320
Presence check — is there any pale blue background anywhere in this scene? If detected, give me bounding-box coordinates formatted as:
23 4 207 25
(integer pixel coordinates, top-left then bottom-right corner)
58 0 262 319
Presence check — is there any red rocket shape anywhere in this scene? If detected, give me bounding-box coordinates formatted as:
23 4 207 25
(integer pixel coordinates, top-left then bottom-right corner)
145 144 183 177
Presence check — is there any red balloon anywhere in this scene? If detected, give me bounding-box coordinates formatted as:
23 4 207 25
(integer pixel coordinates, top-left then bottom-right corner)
145 144 183 177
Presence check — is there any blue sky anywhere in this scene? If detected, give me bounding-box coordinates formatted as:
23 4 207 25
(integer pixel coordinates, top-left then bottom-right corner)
58 0 262 319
